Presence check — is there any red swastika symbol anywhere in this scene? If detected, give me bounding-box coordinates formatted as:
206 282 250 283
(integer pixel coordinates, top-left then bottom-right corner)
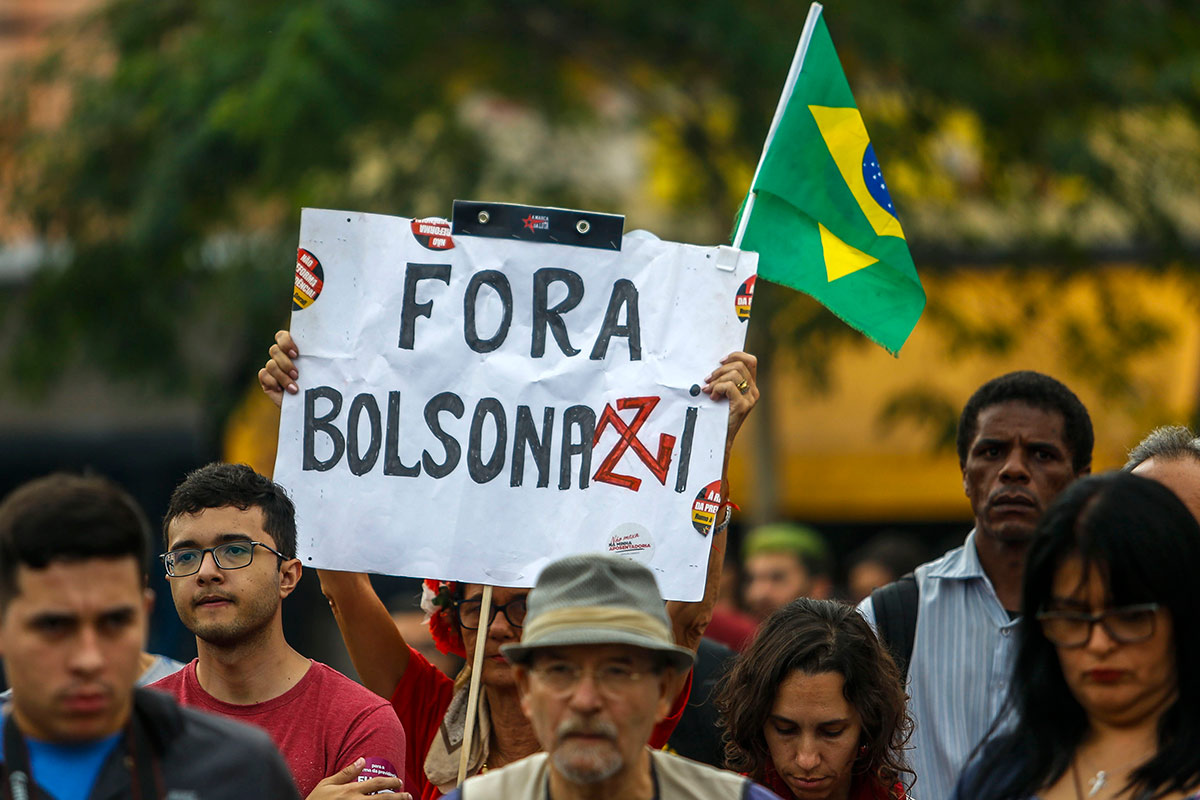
592 396 676 491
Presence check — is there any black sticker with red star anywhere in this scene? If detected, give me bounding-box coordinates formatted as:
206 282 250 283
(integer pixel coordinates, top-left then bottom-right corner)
450 200 625 251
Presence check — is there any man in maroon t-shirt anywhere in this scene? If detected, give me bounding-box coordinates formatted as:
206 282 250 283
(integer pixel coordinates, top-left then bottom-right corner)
151 462 408 799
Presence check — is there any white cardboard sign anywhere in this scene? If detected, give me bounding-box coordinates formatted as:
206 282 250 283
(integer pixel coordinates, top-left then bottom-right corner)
273 208 757 600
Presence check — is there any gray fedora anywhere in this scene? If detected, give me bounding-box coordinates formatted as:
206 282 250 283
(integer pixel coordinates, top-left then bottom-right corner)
501 553 694 672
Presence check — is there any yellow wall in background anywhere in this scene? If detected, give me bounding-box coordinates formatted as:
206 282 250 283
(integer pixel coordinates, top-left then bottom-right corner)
227 266 1200 523
729 266 1200 521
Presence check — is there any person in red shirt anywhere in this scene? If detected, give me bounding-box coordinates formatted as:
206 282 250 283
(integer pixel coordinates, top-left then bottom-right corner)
260 329 760 799
151 462 408 799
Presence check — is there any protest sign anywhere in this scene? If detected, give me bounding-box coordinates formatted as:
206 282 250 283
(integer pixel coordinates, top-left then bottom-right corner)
274 205 756 599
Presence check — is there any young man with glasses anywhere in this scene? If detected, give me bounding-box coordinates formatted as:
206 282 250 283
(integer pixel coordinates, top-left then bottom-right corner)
0 473 300 799
151 462 408 799
441 553 782 800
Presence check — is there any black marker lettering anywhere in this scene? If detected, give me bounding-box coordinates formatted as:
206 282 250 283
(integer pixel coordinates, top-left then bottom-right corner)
463 270 513 353
346 393 382 476
467 398 507 484
384 391 420 477
532 268 584 357
590 279 641 360
398 263 451 349
422 392 464 478
303 387 345 472
674 406 699 492
559 405 596 490
511 405 554 488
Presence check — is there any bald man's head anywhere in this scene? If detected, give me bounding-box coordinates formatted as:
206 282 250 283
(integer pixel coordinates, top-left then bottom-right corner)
1125 426 1200 522
1131 456 1200 522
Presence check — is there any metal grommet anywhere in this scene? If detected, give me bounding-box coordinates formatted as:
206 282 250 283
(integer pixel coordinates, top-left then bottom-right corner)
576 219 591 234
478 210 491 224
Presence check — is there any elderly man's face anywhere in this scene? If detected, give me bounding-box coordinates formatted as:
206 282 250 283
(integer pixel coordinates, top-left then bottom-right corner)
1131 456 1200 522
516 644 673 786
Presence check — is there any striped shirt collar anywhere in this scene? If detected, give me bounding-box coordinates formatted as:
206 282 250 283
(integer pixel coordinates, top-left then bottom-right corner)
925 529 986 581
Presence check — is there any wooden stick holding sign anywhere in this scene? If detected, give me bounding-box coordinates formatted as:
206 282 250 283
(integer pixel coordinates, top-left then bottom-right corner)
458 584 493 786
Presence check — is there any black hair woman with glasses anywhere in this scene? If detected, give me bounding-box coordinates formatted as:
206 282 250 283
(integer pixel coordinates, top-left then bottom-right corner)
951 472 1200 800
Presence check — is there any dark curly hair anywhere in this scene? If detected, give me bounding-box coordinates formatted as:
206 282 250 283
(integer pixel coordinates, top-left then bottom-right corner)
956 370 1093 474
715 598 912 793
163 462 297 558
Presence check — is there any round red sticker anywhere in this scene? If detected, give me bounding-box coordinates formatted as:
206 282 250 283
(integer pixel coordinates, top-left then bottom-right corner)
293 249 324 310
735 275 755 322
411 218 454 250
691 480 723 535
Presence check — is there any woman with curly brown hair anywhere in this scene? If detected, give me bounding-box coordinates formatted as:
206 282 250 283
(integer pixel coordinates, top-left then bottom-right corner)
716 598 912 800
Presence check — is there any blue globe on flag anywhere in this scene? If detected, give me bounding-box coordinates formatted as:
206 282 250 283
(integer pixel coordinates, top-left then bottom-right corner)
861 143 897 219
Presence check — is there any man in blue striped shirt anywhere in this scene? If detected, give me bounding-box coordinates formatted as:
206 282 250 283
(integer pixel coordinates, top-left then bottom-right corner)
860 371 1093 800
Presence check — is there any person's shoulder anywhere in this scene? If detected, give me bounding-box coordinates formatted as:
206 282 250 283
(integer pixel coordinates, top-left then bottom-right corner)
309 660 393 710
146 657 194 694
745 782 787 800
913 534 975 586
171 706 300 793
176 703 278 748
137 691 299 797
137 653 186 686
457 753 550 797
651 749 761 794
949 735 1028 800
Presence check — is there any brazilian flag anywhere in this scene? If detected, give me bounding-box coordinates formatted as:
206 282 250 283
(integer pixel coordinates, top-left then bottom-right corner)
736 4 925 355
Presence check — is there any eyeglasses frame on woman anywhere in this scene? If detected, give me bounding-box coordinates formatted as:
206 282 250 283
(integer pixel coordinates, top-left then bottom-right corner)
1035 602 1161 648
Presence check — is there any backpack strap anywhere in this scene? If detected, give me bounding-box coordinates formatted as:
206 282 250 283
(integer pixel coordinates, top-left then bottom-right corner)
869 573 919 678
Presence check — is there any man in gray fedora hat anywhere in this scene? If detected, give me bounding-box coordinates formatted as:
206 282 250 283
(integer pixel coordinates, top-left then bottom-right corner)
442 553 781 800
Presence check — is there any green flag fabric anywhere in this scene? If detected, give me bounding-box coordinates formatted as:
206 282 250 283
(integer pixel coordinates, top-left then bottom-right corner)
737 8 925 355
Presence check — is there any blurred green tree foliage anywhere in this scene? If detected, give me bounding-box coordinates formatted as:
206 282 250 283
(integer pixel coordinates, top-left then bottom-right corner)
2 0 1198 429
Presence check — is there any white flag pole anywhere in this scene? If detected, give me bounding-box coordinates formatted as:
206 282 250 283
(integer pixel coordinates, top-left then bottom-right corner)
457 583 493 785
732 2 825 249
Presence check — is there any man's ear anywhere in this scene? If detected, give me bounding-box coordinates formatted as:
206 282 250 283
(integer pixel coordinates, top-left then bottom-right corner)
514 664 533 717
278 559 303 599
141 588 154 642
654 666 677 723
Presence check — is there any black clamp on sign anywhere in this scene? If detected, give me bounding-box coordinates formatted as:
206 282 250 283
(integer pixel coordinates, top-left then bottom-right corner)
451 200 624 251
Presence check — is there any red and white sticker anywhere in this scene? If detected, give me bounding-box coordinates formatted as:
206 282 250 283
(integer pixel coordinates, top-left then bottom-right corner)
691 480 723 535
735 275 755 322
607 523 654 562
411 218 454 250
294 249 324 310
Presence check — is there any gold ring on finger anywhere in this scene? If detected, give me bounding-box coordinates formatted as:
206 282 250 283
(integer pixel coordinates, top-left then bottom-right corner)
736 379 750 394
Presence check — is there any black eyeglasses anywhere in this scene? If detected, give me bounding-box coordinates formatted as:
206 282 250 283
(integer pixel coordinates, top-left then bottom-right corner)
160 541 286 578
530 660 656 696
454 595 528 630
1036 603 1161 648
